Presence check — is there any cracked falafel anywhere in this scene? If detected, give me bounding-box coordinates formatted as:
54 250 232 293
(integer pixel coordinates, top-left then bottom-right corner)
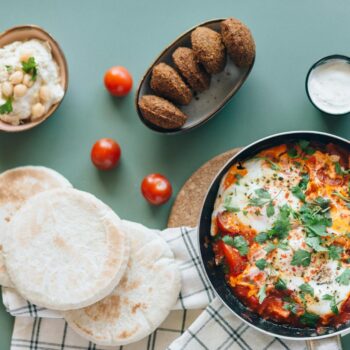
150 63 192 105
221 18 255 68
191 27 226 74
172 47 210 92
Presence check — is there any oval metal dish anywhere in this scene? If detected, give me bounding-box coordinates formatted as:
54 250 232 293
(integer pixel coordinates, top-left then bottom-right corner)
135 18 255 134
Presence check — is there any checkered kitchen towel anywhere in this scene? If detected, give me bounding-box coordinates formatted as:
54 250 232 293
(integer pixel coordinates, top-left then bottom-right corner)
3 223 316 349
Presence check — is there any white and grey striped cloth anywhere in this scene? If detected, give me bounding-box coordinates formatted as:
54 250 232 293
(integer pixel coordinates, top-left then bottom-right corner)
1 223 327 349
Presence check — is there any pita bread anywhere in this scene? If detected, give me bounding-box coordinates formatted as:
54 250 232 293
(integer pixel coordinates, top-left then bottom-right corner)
64 221 181 346
3 188 130 310
0 166 72 287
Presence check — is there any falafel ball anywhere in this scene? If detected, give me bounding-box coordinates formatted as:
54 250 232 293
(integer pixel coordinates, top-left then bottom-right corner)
221 18 255 68
138 95 187 130
150 63 192 105
191 26 226 74
172 47 210 92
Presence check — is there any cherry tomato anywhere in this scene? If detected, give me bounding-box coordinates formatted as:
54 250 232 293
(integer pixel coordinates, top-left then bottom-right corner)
104 66 133 96
219 241 247 276
141 174 172 205
217 211 240 234
91 138 121 170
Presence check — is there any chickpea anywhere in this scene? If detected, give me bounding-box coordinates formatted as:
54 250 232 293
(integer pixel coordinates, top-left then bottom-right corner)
2 82 13 97
13 84 28 98
23 74 34 88
31 103 45 120
39 86 51 102
9 70 24 84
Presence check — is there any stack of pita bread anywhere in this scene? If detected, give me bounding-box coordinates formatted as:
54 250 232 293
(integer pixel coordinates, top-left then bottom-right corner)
0 166 181 346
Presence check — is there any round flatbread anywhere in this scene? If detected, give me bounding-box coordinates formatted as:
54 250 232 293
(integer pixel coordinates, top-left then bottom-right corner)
64 221 181 346
0 166 72 287
3 188 130 310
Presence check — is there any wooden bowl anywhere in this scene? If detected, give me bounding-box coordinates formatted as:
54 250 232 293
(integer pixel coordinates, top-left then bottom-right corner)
0 25 68 132
135 18 255 134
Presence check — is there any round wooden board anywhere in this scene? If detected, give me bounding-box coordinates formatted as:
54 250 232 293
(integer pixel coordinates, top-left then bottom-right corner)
167 148 241 228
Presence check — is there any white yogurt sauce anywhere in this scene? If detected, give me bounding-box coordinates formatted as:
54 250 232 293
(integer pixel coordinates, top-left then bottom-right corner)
0 39 64 124
308 58 350 115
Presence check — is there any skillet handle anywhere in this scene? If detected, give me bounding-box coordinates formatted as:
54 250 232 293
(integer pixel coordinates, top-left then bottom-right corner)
306 335 342 350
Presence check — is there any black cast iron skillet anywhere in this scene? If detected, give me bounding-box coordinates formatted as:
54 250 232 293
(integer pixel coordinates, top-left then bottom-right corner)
198 131 349 349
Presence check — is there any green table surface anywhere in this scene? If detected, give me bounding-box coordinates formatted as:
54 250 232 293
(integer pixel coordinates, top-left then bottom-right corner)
1 0 350 349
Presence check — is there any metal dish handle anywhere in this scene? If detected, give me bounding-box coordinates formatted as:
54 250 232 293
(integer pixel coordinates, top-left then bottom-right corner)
306 335 342 350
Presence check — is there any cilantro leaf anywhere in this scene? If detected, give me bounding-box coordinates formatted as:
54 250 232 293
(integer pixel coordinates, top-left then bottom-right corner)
0 99 13 114
223 196 240 213
305 236 328 252
255 188 271 199
255 232 268 244
266 202 275 217
291 249 311 267
277 240 289 251
291 186 306 202
283 301 297 314
299 283 314 296
298 140 315 155
21 57 37 81
264 242 276 254
300 312 320 327
232 235 249 256
248 188 271 207
222 235 235 246
258 284 266 303
335 162 350 176
322 294 339 314
267 205 291 240
336 269 350 286
328 245 343 260
287 147 298 158
255 258 267 270
275 278 287 290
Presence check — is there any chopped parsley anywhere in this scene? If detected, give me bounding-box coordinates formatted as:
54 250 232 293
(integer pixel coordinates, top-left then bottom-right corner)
275 278 287 290
299 283 314 296
264 242 277 254
248 188 271 207
223 195 240 212
0 99 13 114
322 294 339 314
287 147 298 158
267 204 291 240
291 249 311 267
266 202 275 217
300 312 320 327
255 258 267 270
291 173 309 202
298 140 316 155
258 284 267 304
305 236 328 252
283 301 297 314
336 269 350 286
333 191 350 209
335 162 350 176
222 235 249 256
328 245 343 260
255 232 268 244
21 56 38 81
297 198 332 237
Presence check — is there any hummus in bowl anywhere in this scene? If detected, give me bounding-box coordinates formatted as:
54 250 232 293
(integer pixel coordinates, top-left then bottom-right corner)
0 25 68 132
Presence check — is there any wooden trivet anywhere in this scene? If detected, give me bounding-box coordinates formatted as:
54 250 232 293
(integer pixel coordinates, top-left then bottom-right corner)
167 148 241 228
